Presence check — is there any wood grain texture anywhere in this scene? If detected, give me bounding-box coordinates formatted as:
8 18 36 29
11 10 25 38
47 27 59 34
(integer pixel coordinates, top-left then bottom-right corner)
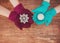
0 0 60 43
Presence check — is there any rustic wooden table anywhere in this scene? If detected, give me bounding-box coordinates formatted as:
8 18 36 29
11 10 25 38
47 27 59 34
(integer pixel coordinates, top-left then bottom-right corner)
0 0 60 43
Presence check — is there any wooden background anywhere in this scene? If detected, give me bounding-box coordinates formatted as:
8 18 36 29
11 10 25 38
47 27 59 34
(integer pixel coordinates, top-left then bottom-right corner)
0 0 60 43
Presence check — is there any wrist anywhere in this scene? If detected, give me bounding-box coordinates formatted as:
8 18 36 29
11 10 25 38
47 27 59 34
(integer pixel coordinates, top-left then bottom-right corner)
54 5 60 14
0 5 10 17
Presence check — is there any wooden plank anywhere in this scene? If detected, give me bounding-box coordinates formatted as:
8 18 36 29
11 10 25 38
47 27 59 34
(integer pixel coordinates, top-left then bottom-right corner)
0 0 60 43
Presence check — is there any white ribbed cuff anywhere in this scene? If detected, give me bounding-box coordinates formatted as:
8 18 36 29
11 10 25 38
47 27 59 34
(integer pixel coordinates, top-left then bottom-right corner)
10 0 19 7
44 0 50 3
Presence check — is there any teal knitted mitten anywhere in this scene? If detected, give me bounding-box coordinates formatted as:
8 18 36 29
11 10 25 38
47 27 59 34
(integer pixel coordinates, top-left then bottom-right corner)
45 8 56 26
32 1 50 25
